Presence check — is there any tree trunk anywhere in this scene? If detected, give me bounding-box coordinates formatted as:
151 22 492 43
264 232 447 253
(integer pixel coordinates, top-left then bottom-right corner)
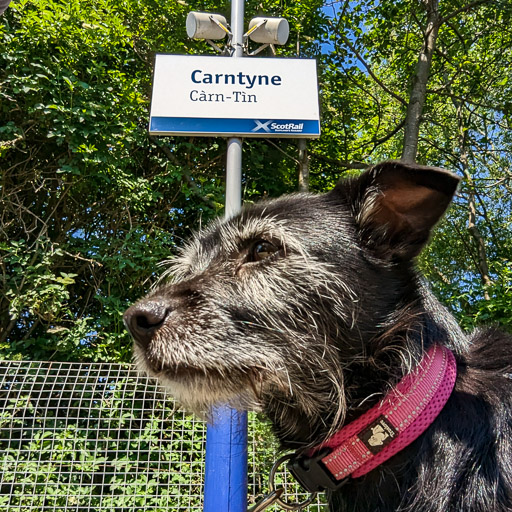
467 187 492 299
455 103 492 299
297 139 309 192
401 0 441 162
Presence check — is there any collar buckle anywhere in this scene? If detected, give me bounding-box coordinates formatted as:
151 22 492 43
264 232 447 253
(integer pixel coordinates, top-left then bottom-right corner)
288 449 349 493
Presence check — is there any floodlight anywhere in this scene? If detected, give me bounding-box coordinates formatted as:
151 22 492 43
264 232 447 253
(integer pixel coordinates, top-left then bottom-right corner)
186 12 229 40
247 17 289 45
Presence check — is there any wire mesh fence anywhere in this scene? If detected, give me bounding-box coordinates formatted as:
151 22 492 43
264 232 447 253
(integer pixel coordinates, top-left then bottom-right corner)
0 360 327 511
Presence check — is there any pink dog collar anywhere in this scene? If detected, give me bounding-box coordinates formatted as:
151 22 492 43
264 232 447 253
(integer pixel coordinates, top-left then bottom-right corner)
289 344 457 492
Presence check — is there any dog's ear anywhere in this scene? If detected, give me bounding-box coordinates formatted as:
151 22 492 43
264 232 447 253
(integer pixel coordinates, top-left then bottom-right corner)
335 160 461 261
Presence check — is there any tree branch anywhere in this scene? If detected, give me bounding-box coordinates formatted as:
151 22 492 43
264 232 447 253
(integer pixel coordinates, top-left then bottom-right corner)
439 0 489 25
371 118 407 148
156 141 217 209
336 31 408 107
402 0 441 162
310 153 369 170
266 139 300 165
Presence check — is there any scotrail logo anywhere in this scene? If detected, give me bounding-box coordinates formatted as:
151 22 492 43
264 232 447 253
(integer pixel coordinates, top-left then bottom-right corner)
252 120 273 133
252 120 305 133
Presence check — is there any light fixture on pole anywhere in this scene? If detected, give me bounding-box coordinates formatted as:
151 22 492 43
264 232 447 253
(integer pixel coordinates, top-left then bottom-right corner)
186 11 290 56
246 17 289 55
186 12 232 53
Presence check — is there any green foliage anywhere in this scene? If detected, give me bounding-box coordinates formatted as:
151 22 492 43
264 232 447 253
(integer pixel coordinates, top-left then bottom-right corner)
0 0 196 360
422 208 512 333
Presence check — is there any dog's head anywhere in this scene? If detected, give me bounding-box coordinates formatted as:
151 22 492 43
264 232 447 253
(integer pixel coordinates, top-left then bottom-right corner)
124 160 460 446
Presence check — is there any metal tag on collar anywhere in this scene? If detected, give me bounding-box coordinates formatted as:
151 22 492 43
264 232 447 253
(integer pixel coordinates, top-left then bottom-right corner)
287 449 349 493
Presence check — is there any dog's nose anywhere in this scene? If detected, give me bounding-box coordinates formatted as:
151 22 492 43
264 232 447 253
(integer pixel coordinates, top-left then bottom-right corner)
124 299 169 348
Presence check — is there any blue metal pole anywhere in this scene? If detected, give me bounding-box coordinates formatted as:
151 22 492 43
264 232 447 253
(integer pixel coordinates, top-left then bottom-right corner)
204 406 248 511
203 1 248 511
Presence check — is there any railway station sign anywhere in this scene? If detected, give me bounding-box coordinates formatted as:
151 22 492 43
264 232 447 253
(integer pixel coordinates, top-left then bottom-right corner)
149 54 320 138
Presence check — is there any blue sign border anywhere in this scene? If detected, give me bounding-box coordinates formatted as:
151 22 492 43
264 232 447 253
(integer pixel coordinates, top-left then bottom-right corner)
149 117 320 138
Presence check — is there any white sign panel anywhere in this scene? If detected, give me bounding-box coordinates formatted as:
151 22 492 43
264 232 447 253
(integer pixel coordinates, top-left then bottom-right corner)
149 54 320 138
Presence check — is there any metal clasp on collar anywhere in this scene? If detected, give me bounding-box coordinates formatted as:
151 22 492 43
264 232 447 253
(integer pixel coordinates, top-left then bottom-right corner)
250 449 350 511
288 449 349 493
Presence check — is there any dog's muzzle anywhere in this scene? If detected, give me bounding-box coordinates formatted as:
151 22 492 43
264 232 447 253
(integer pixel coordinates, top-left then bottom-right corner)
124 299 169 348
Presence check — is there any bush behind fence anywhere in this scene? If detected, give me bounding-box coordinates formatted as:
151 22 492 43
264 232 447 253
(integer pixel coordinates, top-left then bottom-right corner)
0 361 326 511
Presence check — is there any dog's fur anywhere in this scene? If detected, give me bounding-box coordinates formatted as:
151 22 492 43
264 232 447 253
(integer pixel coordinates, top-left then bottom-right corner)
125 161 512 511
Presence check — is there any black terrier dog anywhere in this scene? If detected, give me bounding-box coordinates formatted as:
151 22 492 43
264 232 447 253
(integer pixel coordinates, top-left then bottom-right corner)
125 161 512 511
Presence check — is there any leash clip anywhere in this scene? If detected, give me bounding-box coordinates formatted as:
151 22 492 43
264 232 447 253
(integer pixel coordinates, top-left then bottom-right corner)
251 453 318 511
248 488 284 512
288 449 349 493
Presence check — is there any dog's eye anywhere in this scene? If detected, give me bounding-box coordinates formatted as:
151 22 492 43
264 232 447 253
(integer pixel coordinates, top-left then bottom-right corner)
249 240 278 262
